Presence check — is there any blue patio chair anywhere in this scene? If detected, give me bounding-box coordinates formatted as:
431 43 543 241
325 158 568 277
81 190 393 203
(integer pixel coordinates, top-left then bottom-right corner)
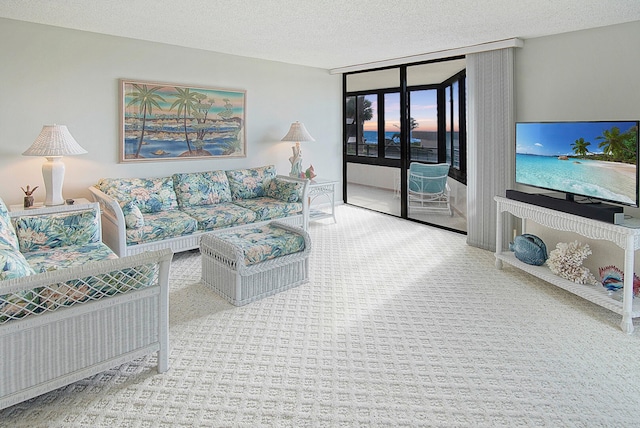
408 162 452 216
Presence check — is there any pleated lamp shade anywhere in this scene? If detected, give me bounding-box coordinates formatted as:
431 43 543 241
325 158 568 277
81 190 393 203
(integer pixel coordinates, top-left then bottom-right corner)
280 121 315 142
23 125 87 156
23 125 87 206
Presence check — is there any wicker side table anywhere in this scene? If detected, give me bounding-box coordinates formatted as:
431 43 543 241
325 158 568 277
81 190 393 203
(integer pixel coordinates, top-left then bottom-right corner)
201 221 311 306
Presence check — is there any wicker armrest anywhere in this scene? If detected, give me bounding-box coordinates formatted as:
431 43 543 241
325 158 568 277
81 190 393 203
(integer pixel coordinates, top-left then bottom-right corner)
89 186 128 256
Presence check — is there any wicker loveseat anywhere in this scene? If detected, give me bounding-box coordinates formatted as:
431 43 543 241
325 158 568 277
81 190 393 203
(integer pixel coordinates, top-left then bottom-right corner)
89 165 309 257
0 198 172 410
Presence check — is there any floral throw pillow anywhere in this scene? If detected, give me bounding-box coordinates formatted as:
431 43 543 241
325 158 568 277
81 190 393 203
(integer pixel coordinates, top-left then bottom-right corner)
0 248 36 280
225 165 277 200
173 171 232 207
121 201 145 229
96 177 178 213
265 178 303 203
13 210 101 253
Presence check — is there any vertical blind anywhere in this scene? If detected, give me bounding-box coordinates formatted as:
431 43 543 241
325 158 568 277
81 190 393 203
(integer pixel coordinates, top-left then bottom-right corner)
466 48 515 251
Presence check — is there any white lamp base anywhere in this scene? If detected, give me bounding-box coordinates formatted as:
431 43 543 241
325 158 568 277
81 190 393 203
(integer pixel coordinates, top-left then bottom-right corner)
42 156 66 206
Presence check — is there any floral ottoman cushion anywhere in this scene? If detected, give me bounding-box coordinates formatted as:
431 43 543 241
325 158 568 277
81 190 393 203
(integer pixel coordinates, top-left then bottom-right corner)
214 222 306 266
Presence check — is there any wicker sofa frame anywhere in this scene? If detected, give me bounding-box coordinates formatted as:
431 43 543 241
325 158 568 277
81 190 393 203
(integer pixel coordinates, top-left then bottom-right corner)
0 248 172 410
0 201 173 410
89 174 309 257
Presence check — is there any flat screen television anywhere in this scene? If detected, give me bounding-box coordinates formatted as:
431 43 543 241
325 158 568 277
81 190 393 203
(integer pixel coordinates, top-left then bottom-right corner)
515 121 640 207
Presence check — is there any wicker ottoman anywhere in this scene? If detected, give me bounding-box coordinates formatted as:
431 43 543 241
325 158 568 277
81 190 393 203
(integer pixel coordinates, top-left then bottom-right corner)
200 221 311 306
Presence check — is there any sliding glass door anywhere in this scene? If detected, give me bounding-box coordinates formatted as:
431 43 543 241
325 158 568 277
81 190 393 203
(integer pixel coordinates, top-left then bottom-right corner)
344 60 467 233
345 91 402 216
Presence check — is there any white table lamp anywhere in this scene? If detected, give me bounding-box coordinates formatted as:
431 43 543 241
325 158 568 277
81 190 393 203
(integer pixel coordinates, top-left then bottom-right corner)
281 121 315 177
23 125 87 206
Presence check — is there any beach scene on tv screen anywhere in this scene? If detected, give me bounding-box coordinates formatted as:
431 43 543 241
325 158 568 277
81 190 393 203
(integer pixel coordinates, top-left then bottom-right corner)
516 121 638 205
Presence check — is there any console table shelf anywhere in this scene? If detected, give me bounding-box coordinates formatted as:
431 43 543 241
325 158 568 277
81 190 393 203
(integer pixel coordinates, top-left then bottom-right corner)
495 252 640 317
494 196 640 333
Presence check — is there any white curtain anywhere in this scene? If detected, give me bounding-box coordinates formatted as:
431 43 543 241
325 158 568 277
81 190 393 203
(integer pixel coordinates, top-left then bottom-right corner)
466 48 515 251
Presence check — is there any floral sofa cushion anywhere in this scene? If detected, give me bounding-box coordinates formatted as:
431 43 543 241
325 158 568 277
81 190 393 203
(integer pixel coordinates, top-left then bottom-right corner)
233 198 302 221
97 177 178 214
173 170 232 207
124 209 198 245
24 242 118 273
215 223 306 266
12 209 101 253
179 202 258 231
225 165 277 200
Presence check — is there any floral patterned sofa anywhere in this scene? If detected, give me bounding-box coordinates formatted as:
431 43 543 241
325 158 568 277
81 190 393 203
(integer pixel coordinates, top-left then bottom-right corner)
89 165 309 257
0 197 172 410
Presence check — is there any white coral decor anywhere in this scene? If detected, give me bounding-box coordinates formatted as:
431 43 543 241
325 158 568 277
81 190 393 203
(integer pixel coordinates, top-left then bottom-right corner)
546 241 598 285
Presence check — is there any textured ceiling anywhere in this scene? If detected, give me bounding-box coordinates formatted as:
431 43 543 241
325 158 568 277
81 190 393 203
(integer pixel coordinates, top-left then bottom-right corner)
1 0 639 70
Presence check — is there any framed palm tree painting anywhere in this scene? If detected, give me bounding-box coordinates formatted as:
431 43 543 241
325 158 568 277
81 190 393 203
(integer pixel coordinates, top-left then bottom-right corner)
120 79 246 162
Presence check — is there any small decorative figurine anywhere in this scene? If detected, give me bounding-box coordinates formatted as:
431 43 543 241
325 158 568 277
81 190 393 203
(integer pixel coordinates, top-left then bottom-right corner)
509 234 547 266
303 165 316 179
21 185 38 208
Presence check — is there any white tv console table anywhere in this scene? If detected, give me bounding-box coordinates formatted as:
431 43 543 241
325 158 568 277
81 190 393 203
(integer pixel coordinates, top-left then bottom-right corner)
494 196 640 333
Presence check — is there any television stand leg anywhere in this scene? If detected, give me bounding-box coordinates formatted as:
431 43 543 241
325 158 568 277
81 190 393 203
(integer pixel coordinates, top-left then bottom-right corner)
621 237 635 334
620 317 634 334
495 208 504 270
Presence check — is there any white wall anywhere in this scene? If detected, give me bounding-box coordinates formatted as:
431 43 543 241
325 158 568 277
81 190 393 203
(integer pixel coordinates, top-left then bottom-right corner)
514 20 640 273
0 18 342 206
516 21 640 122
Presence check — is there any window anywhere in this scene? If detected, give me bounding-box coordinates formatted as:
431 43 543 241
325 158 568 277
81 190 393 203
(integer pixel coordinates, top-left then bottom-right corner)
344 63 466 184
444 73 466 182
408 89 438 163
384 92 401 159
346 92 399 159
345 96 357 155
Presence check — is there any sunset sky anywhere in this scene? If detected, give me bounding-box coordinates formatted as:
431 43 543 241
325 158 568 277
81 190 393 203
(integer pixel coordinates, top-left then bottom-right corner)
362 90 447 133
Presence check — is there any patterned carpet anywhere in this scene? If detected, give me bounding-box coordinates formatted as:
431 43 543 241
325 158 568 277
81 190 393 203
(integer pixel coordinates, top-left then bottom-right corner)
2 204 640 427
